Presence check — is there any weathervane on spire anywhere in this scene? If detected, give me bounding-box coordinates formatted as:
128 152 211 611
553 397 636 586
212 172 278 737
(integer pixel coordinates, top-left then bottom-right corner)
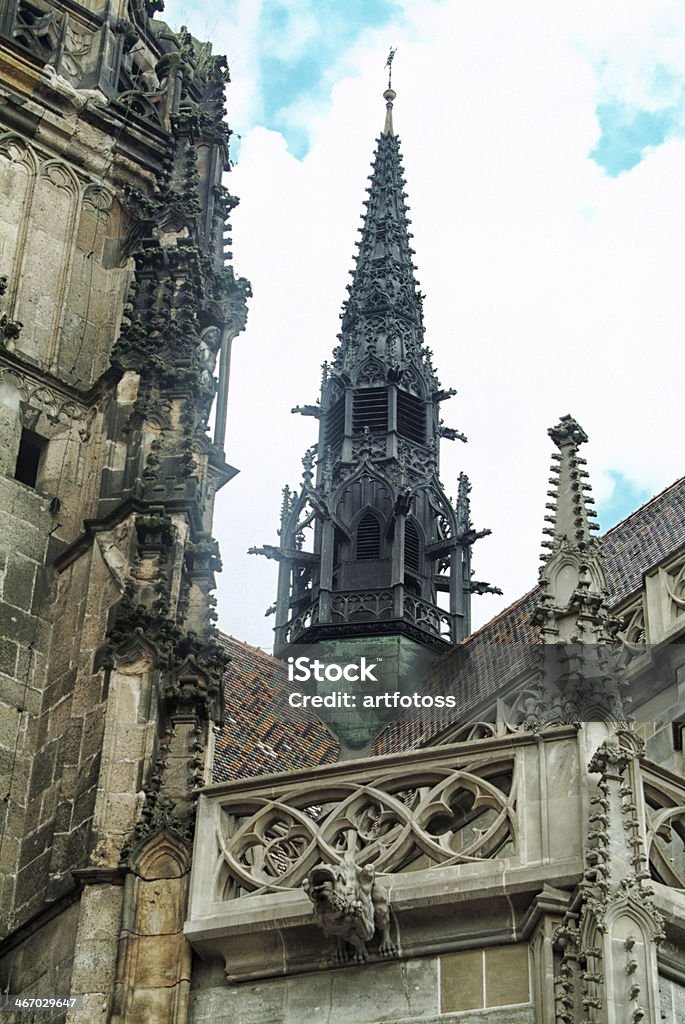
385 47 397 89
383 48 397 135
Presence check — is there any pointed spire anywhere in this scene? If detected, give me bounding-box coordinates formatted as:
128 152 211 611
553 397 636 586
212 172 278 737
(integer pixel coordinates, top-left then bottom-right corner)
533 415 619 644
542 415 599 556
337 60 429 385
531 417 628 728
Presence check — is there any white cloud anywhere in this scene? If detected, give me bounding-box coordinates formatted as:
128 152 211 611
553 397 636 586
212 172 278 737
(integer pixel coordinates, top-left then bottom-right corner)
165 1 685 649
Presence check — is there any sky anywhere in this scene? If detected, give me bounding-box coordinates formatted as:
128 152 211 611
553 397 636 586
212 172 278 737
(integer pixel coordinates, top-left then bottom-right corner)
163 0 685 652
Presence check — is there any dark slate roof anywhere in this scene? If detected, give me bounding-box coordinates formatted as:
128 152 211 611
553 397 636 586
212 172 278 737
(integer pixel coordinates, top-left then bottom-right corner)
373 474 685 755
213 634 339 782
601 476 685 599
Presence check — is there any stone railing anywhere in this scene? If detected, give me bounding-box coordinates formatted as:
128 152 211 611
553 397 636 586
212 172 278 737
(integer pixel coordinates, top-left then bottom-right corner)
186 729 585 979
189 730 584 905
403 593 453 639
330 589 394 622
283 599 320 645
644 552 685 645
210 757 515 899
285 588 452 644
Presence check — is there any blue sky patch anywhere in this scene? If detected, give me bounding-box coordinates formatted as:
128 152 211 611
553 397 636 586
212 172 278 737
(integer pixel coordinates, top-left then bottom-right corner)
259 0 401 158
597 470 652 532
590 102 676 176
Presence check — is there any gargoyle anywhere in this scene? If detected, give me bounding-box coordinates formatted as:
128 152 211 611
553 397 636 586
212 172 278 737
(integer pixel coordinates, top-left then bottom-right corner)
303 846 396 965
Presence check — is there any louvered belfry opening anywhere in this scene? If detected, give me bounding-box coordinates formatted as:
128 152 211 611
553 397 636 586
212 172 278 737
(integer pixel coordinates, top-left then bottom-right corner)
405 519 421 574
325 395 346 450
353 389 388 433
356 512 382 560
397 390 426 444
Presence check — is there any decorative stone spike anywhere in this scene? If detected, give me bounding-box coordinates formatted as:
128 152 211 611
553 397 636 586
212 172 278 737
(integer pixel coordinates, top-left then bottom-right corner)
532 415 623 649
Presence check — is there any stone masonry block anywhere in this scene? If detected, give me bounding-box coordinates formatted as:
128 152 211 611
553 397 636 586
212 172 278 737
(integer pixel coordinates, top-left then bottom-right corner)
0 637 18 675
4 553 37 612
28 737 59 799
53 798 73 835
45 667 78 710
50 823 90 873
18 819 53 871
0 833 19 875
47 696 71 743
80 713 106 763
70 885 123 992
0 603 50 651
0 701 20 745
15 848 51 917
70 785 97 832
0 480 52 532
0 511 47 562
60 717 84 767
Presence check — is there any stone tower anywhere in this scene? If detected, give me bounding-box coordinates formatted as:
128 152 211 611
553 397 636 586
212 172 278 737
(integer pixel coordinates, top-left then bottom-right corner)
0 2 248 1020
253 84 497 705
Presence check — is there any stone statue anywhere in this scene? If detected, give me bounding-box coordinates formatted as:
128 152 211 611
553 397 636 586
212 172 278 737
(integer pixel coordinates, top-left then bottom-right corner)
303 846 396 964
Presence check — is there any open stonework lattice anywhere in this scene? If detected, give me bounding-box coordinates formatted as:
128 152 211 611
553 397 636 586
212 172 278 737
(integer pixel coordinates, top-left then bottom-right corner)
211 755 517 899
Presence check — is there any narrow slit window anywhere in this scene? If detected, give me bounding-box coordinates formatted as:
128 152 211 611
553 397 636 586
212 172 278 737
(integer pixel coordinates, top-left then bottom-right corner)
14 428 46 489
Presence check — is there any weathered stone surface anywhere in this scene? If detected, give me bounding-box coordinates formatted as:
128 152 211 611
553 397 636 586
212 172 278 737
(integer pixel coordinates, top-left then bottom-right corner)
440 949 483 1012
190 956 438 1024
0 637 18 676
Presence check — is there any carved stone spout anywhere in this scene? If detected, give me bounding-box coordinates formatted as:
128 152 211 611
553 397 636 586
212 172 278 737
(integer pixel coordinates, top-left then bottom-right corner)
303 842 396 965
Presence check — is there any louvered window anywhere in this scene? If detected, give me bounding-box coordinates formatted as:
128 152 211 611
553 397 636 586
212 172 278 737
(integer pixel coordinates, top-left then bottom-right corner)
356 512 381 560
352 389 388 433
325 396 345 449
397 390 426 444
405 520 421 573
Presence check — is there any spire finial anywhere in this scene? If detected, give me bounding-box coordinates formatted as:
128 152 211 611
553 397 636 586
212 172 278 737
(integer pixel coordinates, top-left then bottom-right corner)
383 47 397 135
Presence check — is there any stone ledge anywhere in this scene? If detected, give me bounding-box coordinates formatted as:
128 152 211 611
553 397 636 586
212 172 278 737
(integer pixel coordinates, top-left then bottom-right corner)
185 858 582 983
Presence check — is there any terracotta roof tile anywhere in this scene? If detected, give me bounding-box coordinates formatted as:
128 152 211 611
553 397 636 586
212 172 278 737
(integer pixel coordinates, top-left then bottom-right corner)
212 634 339 782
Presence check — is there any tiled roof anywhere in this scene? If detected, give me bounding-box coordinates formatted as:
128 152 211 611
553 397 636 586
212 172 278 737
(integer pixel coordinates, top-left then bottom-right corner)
374 474 685 755
213 634 339 782
601 476 685 599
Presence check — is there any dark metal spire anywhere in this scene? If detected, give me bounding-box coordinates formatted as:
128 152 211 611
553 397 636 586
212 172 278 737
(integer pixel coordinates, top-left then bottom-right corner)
332 73 432 395
253 73 496 656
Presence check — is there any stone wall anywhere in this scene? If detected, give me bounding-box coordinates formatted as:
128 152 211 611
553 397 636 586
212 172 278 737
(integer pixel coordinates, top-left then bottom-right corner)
189 947 536 1024
0 3 249 1021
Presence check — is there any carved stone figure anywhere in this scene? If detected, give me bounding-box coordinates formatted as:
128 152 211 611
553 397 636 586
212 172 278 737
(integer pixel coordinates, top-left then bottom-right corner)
303 847 396 964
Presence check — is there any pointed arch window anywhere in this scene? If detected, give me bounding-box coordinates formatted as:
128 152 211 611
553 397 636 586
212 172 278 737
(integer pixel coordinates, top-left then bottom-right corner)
356 512 382 560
